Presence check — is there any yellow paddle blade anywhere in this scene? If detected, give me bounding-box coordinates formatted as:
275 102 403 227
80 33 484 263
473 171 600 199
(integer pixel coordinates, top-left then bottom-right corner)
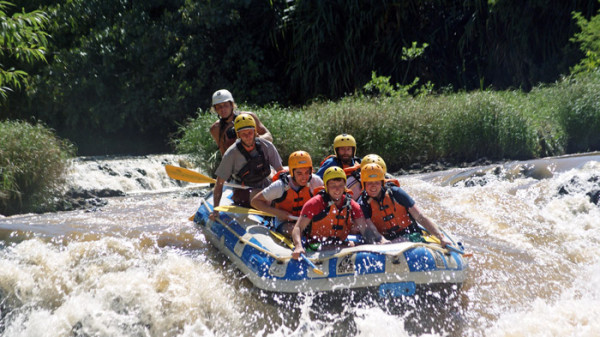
165 165 216 184
423 233 441 244
214 205 276 218
270 230 294 249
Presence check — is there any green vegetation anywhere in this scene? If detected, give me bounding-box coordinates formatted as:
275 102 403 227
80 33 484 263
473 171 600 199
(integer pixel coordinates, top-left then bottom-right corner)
176 70 600 174
572 4 600 74
0 1 597 216
0 1 48 99
0 120 74 215
3 1 599 155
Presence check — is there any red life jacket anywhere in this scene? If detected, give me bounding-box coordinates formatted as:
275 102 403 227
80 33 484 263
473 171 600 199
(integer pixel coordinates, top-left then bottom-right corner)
366 187 413 235
272 172 313 216
307 191 353 242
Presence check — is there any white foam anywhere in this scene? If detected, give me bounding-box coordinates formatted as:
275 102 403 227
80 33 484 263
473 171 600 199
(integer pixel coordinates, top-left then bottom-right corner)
65 154 202 194
486 261 600 337
0 237 243 337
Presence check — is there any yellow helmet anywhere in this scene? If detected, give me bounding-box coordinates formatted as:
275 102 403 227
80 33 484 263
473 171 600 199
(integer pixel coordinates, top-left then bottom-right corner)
323 166 347 192
360 163 385 189
288 151 313 178
234 113 256 134
361 154 387 173
333 134 356 155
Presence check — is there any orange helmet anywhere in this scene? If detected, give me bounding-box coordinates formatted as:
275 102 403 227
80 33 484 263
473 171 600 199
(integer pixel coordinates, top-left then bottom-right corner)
360 163 385 189
288 151 313 178
361 154 387 173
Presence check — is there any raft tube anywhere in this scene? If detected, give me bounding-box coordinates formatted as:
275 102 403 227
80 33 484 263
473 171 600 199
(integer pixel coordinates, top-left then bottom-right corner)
193 187 469 297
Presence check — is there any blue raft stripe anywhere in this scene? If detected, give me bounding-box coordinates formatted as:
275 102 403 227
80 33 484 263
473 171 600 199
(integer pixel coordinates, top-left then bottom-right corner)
449 252 463 270
284 258 312 280
355 252 386 274
405 246 438 272
379 282 416 297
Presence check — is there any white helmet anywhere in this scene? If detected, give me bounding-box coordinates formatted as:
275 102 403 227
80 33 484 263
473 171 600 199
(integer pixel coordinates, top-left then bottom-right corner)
212 89 234 106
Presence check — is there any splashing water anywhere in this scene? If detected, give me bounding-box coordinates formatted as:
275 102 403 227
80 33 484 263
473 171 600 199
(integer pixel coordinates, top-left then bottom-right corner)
1 153 599 336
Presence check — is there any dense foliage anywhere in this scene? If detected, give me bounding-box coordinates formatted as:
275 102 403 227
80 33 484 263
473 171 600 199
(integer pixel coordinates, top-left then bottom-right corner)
0 120 74 215
177 70 600 174
3 0 285 154
1 0 599 155
0 1 48 99
572 5 600 73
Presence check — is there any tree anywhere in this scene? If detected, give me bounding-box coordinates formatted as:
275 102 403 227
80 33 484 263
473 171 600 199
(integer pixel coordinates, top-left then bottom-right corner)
571 1 600 73
0 1 48 100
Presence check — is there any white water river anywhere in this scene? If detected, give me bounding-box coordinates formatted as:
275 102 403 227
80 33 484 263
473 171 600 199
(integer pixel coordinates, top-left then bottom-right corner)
1 152 599 337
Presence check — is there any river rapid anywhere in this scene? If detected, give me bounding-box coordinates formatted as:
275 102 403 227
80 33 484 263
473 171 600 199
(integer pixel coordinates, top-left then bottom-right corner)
1 152 599 337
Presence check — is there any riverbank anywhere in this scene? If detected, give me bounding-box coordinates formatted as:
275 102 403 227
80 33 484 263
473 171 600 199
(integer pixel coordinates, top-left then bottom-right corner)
177 70 600 177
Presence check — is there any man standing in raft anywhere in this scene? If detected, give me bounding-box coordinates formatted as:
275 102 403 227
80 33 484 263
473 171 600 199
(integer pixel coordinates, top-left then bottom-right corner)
209 89 273 155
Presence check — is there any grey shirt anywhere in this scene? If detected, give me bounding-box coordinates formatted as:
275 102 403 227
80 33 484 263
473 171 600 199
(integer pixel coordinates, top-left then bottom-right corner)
215 139 283 188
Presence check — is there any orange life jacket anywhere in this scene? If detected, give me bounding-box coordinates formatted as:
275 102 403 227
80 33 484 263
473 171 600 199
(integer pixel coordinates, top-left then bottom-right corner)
272 172 313 216
385 178 401 187
319 155 361 175
307 191 353 242
366 187 413 235
343 163 361 177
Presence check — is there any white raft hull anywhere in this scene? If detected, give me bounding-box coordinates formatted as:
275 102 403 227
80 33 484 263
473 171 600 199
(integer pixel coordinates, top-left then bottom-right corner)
193 187 468 297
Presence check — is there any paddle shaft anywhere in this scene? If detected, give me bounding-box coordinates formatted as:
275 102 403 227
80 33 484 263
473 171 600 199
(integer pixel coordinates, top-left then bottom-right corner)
270 230 324 275
301 254 324 275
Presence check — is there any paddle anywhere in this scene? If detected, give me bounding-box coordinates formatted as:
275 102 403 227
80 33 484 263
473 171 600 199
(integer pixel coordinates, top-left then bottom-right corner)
420 227 473 257
270 230 324 276
213 205 301 222
445 244 468 256
214 205 277 218
164 165 250 189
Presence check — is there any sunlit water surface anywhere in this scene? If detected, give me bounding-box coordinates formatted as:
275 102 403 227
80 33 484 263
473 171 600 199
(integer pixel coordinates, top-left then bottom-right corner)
1 153 599 337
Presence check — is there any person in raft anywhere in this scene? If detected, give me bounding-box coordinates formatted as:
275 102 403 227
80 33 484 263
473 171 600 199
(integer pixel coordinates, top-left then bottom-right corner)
210 114 283 220
315 133 362 200
209 89 273 155
291 167 389 260
251 151 324 237
358 163 451 246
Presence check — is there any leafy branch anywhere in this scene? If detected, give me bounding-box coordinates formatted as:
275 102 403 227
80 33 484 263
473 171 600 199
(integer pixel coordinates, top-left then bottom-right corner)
0 1 49 99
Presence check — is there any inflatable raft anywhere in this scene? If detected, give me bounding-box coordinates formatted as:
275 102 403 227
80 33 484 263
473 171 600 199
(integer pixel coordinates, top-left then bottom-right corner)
192 187 469 297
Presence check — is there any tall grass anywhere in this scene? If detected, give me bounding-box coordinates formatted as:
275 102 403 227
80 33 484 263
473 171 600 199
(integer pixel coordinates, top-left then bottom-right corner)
175 70 600 174
0 121 75 215
553 72 600 153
